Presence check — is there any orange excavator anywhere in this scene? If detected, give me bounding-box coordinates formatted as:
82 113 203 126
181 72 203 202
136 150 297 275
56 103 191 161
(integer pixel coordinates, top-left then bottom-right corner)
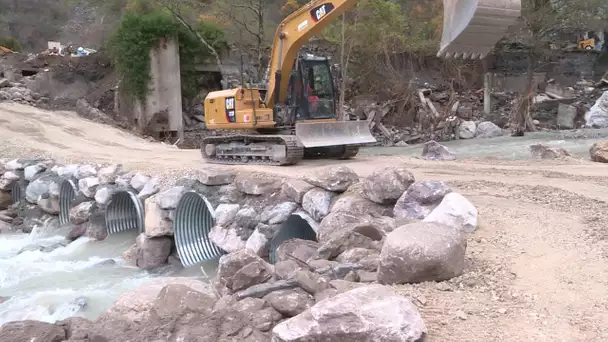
201 0 521 165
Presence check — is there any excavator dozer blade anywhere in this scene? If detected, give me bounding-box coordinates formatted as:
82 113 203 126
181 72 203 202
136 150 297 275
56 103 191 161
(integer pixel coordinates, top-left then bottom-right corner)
295 121 376 148
438 0 521 60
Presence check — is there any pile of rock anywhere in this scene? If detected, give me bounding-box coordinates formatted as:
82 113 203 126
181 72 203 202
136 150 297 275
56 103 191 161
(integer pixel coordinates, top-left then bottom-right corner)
0 161 479 341
0 78 47 105
0 159 161 244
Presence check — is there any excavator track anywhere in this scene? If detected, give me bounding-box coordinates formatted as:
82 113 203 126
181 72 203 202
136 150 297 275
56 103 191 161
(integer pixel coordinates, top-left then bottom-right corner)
201 134 304 166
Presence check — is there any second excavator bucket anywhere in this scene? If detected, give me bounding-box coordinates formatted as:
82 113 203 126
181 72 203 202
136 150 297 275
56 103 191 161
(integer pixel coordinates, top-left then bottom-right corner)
438 0 521 59
295 120 377 148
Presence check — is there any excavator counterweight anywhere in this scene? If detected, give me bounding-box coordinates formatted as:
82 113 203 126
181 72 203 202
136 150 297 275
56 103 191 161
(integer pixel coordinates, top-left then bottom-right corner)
200 0 522 166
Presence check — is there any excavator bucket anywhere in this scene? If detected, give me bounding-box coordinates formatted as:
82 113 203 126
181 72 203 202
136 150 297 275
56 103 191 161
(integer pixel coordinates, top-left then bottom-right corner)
438 0 521 59
295 120 376 148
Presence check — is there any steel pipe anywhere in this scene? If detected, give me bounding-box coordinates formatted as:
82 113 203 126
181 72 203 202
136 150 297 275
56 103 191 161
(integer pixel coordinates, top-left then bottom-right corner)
58 179 77 225
105 190 144 235
174 191 223 268
10 180 24 204
269 213 318 264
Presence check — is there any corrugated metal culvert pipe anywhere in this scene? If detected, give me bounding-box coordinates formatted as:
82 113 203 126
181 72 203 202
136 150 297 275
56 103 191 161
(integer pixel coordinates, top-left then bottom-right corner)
11 179 25 204
105 190 144 234
269 213 318 264
173 191 224 268
58 179 77 225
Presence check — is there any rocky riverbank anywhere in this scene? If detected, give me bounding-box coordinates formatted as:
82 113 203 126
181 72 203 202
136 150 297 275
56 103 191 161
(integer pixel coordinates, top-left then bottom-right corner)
0 149 481 341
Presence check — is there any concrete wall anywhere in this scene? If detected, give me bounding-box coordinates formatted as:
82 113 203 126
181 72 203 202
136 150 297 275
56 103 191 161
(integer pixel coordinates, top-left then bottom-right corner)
132 37 183 135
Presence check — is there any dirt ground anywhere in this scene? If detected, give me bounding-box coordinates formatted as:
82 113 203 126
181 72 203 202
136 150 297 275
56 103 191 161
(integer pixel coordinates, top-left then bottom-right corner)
1 102 608 341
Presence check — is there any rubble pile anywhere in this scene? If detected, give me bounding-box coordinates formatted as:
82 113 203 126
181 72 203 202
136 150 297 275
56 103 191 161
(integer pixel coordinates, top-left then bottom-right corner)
0 78 47 106
344 77 608 146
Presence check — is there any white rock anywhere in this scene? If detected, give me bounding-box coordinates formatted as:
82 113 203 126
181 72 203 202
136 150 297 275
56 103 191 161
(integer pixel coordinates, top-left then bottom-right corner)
144 195 173 237
475 121 503 138
95 187 113 206
5 159 23 170
75 164 97 179
215 204 240 226
137 177 160 199
2 171 19 181
130 173 149 192
53 164 79 178
457 121 476 139
245 229 270 256
24 164 46 181
423 192 478 233
209 225 246 253
585 91 608 128
98 164 121 184
78 177 100 198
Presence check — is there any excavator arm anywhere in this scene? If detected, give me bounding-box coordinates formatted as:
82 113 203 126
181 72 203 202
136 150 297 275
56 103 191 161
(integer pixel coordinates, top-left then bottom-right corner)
264 0 522 107
264 0 358 107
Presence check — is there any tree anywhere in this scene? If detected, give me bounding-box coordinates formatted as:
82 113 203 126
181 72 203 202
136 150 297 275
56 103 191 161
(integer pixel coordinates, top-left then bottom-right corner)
212 0 271 82
511 0 606 133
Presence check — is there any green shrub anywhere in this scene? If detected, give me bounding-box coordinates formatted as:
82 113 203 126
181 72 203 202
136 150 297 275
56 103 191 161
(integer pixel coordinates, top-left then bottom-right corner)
0 37 22 52
106 10 227 101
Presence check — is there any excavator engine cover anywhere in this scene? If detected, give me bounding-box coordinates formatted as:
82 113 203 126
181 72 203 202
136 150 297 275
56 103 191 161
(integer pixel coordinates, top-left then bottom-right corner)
295 120 376 148
438 0 521 59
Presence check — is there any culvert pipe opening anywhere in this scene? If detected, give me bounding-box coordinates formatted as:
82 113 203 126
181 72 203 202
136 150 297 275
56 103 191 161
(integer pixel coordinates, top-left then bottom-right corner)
11 180 24 204
59 179 77 225
174 191 223 268
269 214 318 264
105 190 144 235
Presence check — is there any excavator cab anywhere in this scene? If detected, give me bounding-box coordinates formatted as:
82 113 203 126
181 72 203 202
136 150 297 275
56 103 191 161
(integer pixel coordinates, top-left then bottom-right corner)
286 54 336 120
286 53 377 149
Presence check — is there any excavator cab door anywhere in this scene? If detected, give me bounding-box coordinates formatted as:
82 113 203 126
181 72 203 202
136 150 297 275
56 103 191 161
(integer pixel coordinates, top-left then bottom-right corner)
287 56 337 121
292 55 376 148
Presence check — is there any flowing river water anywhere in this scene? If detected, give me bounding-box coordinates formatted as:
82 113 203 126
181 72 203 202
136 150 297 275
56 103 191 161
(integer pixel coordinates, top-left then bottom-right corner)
1 128 608 325
0 229 217 325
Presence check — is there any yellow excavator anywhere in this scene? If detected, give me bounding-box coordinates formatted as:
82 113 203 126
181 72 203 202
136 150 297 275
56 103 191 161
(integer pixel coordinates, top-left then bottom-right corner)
201 0 521 165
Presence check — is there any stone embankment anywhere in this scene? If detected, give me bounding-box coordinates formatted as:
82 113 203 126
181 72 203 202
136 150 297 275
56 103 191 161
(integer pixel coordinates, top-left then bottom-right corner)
0 154 481 341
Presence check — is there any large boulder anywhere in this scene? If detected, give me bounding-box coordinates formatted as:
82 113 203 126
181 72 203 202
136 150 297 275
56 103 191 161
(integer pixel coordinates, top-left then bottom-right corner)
135 233 172 269
584 90 608 128
281 179 314 203
589 140 608 163
302 188 334 221
271 284 427 342
330 194 391 217
457 120 476 139
25 173 57 203
475 121 503 138
143 194 173 237
529 144 571 159
303 166 359 192
99 277 217 323
235 173 282 195
393 180 452 220
197 167 236 185
0 320 66 342
377 222 467 284
361 166 415 205
316 212 388 259
421 140 456 161
423 192 478 233
216 249 273 294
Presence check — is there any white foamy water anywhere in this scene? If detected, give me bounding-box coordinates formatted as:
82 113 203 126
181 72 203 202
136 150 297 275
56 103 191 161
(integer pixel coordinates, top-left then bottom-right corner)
0 229 212 325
